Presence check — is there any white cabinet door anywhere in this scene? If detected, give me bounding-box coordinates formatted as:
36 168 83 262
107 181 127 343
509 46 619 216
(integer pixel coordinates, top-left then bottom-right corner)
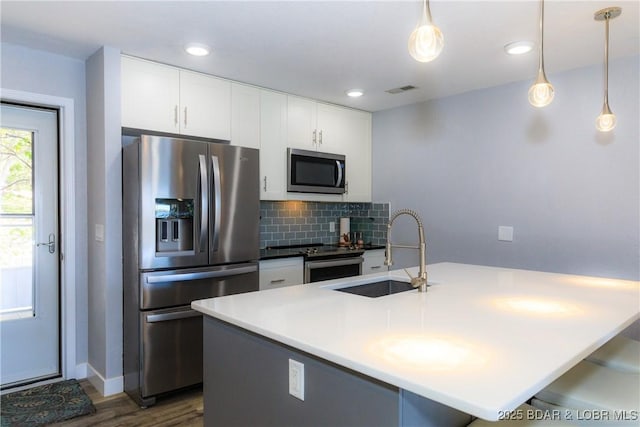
231 83 260 148
259 257 304 290
286 96 317 150
342 109 372 202
180 70 231 140
121 56 180 133
260 90 287 200
362 249 388 275
316 102 349 154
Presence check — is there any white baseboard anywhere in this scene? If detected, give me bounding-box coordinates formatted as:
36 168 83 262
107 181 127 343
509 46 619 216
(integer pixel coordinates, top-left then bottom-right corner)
74 362 88 379
86 363 123 397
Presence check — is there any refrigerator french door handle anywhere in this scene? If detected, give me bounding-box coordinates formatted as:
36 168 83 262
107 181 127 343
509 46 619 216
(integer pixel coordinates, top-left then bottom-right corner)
211 155 221 252
336 160 343 188
198 154 208 252
145 265 258 284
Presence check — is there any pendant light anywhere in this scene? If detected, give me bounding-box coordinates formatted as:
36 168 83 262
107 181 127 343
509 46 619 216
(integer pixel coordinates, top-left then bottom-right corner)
408 0 444 62
594 7 622 132
528 0 554 107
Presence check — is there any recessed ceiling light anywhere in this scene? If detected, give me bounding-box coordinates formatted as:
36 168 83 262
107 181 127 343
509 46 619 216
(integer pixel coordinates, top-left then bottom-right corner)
185 43 211 57
346 89 364 98
504 41 535 55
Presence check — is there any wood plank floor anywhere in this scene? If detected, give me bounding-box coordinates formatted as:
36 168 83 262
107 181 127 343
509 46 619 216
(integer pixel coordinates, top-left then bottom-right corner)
51 380 203 426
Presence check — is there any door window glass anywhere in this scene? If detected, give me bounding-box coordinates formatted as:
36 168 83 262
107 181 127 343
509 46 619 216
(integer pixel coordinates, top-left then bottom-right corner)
0 128 34 321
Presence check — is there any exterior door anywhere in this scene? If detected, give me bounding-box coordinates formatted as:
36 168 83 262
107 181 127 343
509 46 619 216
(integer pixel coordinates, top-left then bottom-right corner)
0 103 60 388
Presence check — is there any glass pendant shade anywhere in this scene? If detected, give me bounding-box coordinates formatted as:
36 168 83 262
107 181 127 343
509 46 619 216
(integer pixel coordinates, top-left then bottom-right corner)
528 71 554 107
529 0 553 107
596 111 616 132
408 0 444 62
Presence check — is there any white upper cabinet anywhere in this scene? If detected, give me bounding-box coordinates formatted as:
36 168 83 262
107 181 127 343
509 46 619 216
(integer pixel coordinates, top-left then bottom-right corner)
286 96 318 150
260 90 287 200
341 109 372 202
121 56 231 140
231 83 260 149
121 56 180 134
180 69 231 140
121 55 371 202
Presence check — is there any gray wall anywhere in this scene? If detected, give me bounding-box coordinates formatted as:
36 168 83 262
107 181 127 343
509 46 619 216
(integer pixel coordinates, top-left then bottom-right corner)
0 42 89 369
372 56 639 336
373 55 639 281
86 47 123 386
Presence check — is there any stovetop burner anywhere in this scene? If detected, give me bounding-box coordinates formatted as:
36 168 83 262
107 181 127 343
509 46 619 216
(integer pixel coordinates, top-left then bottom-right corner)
298 245 363 257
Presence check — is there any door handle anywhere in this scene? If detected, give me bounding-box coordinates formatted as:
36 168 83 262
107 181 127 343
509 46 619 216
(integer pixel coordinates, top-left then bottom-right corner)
211 155 221 252
36 233 56 254
198 154 208 252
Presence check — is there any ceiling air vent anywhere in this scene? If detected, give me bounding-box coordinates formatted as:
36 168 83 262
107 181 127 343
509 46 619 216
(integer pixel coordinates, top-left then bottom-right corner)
385 85 418 94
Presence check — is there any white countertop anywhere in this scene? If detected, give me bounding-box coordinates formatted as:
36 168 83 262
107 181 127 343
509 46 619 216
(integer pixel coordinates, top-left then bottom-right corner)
192 262 639 421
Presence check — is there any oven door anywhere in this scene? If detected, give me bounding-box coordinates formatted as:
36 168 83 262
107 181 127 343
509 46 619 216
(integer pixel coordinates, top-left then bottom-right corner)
304 256 363 283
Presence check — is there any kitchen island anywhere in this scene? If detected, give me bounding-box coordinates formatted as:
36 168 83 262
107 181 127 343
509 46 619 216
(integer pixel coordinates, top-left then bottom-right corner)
192 263 639 426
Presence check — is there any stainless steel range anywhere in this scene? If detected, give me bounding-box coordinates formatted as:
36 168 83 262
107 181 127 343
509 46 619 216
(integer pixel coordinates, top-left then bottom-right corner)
296 244 364 283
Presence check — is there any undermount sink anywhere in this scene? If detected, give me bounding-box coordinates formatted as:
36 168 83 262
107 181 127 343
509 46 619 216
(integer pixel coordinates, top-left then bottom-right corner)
335 280 415 298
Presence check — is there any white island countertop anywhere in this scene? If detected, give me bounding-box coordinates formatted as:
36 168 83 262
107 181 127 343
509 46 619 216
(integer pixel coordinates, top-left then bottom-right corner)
192 262 639 421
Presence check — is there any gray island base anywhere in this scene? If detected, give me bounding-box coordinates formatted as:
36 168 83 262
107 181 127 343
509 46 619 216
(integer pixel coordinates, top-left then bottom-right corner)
204 316 472 427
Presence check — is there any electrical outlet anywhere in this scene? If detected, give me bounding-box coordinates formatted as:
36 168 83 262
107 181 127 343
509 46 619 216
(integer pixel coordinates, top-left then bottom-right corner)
329 221 335 232
288 359 305 401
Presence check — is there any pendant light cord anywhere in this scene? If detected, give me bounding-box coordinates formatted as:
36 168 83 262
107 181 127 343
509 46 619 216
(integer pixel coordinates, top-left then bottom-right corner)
603 14 610 106
423 0 433 25
538 0 545 74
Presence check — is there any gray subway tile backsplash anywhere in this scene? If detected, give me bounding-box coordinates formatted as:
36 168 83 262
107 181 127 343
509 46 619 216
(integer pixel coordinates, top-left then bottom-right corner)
260 201 390 248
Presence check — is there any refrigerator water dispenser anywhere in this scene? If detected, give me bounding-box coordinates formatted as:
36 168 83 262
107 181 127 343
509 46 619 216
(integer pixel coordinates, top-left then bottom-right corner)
155 199 194 253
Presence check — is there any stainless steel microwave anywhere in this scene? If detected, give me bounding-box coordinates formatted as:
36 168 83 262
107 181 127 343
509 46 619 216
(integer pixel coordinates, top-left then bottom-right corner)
287 148 346 194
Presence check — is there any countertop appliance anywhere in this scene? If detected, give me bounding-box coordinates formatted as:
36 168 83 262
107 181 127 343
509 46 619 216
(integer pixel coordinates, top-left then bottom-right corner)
122 133 259 407
287 148 346 194
268 243 364 283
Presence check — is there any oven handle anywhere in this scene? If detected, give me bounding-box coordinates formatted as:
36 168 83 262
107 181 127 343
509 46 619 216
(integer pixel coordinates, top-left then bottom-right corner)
305 257 363 270
146 309 202 323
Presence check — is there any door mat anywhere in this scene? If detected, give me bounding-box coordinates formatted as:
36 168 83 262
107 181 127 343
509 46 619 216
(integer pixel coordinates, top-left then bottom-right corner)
1 379 96 427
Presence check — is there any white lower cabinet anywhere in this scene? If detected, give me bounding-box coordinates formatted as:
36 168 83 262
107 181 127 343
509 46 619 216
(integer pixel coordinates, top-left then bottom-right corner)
259 257 304 290
362 249 388 275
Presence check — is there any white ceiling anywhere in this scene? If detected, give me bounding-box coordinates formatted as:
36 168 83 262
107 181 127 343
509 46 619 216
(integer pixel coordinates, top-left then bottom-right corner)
1 1 639 112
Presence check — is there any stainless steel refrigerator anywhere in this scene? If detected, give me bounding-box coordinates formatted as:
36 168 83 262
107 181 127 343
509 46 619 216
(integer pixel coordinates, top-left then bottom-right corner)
122 133 259 407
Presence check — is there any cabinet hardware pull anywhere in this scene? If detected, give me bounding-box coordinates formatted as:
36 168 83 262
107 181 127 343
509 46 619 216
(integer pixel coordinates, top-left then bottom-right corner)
319 130 323 145
263 176 268 192
312 129 317 145
174 105 178 127
184 107 188 128
371 266 382 269
270 279 286 284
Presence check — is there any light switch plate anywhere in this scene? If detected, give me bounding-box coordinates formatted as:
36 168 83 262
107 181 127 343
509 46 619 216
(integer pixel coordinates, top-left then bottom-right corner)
329 221 335 232
288 359 305 401
95 224 105 242
498 226 514 242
